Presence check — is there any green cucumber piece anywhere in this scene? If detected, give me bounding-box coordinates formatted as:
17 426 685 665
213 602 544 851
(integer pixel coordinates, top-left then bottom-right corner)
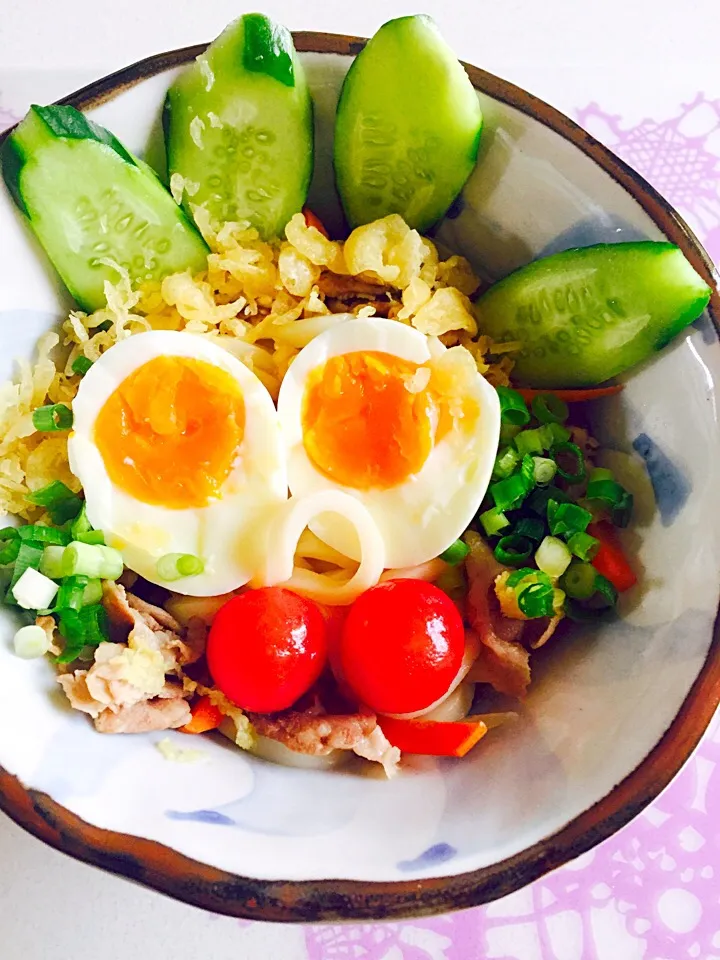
1 105 209 312
164 13 313 240
475 242 712 387
334 15 482 232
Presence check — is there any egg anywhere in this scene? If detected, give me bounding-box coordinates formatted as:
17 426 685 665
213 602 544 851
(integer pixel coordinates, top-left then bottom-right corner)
276 318 500 568
68 330 287 596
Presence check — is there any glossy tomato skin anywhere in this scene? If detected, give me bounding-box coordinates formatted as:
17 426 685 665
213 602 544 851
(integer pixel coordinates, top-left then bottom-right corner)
339 579 464 715
207 587 328 713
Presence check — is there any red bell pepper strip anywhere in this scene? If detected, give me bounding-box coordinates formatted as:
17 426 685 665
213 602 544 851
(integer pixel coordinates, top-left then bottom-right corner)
517 385 624 403
377 716 488 757
179 695 224 735
302 207 329 238
588 521 637 592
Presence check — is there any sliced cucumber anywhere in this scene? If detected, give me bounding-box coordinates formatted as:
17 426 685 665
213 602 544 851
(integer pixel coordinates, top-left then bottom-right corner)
1 105 209 312
474 242 712 387
334 15 483 232
164 13 313 240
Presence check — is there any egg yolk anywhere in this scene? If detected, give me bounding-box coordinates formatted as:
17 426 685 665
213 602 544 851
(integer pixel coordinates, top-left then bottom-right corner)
94 356 245 509
302 351 448 490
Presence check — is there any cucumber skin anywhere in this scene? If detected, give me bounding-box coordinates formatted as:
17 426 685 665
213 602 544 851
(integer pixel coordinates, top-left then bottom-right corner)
334 15 483 232
164 14 313 240
475 242 712 388
2 105 209 312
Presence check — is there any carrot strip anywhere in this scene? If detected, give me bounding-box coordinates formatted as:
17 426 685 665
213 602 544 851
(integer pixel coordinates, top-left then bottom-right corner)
516 385 624 402
179 695 224 735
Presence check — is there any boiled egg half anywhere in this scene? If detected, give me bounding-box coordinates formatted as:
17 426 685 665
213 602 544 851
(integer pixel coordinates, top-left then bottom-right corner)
277 318 500 568
68 330 287 595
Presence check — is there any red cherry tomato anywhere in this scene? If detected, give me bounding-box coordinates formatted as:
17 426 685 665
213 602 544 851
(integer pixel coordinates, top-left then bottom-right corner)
339 579 464 715
207 587 327 713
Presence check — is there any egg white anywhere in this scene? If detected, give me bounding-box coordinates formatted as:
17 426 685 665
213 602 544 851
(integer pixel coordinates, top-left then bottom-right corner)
276 318 501 568
68 330 287 596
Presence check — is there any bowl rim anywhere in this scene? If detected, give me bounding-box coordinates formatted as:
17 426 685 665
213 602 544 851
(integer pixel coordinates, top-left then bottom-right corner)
1 30 719 924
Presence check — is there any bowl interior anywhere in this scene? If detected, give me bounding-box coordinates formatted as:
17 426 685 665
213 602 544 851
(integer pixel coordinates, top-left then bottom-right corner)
0 47 718 890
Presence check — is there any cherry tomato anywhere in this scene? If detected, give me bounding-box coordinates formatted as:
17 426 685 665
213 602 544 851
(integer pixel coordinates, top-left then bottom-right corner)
207 587 327 713
339 579 464 715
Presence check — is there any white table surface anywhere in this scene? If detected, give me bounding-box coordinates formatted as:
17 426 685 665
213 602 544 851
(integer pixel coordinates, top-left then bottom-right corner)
1 2 719 957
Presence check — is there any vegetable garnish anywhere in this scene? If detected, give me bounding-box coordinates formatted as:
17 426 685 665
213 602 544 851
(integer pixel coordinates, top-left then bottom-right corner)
207 587 328 713
61 542 123 580
494 534 533 566
588 522 637 593
156 553 205 581
496 386 531 426
180 696 224 735
302 208 329 238
31 403 73 432
377 716 488 758
340 579 464 715
71 356 93 376
439 539 470 565
518 385 624 403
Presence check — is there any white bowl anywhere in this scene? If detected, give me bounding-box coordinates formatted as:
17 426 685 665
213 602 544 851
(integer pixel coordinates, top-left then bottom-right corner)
0 33 718 922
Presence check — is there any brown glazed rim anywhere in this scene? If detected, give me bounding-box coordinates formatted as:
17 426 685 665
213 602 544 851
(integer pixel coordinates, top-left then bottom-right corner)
1 32 719 923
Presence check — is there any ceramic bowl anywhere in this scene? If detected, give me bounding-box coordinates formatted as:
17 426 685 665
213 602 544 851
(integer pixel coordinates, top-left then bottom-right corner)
0 33 719 923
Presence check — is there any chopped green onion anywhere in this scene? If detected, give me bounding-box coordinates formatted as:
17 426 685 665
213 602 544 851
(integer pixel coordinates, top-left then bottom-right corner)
518 580 555 618
531 393 569 425
80 604 110 645
588 467 614 484
540 422 571 447
26 481 76 508
62 542 124 580
32 403 73 432
18 524 70 546
39 544 66 580
565 573 618 621
439 540 470 565
561 561 598 600
611 491 634 528
70 504 91 540
156 553 205 581
506 566 541 588
71 356 93 376
514 428 545 456
11 567 59 610
513 517 545 542
49 496 83 525
553 587 566 614
479 507 510 537
585 474 634 527
494 535 533 566
57 608 85 647
500 422 522 446
0 527 19 541
547 500 592 537
55 575 91 612
535 536 572 578
490 455 535 511
594 573 619 608
95 319 113 332
527 484 571 515
13 624 51 659
6 541 45 604
533 456 557 485
82 579 104 606
492 446 520 480
585 477 625 503
496 386 530 426
78 530 105 545
567 531 600 561
0 538 21 566
552 441 586 483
